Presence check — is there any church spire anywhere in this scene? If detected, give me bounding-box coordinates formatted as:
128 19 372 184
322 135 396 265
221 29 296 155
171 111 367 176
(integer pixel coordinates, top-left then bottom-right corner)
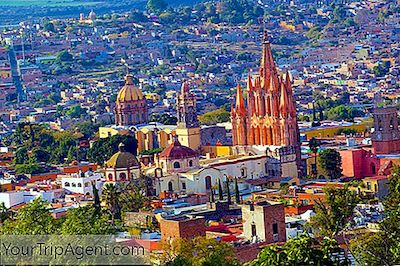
235 84 246 116
181 80 190 94
280 82 289 118
247 72 253 92
260 30 275 80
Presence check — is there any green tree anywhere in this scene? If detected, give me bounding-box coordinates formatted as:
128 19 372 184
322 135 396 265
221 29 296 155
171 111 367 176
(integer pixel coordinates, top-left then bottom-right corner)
1 198 58 234
14 146 29 164
309 137 320 176
318 149 342 180
87 134 138 165
0 202 11 225
163 237 239 266
146 0 168 13
66 105 87 118
310 185 359 238
15 163 45 175
57 50 73 62
44 21 55 32
198 108 230 125
234 177 240 204
218 179 223 201
101 183 121 225
61 206 115 235
249 235 347 266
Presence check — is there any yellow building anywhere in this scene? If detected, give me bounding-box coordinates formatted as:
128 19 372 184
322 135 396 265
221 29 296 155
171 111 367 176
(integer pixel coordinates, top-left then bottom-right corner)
301 121 372 139
99 124 176 154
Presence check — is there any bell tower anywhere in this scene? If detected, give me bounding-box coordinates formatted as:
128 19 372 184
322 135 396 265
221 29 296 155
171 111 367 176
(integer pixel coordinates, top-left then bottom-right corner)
371 107 400 154
176 82 201 151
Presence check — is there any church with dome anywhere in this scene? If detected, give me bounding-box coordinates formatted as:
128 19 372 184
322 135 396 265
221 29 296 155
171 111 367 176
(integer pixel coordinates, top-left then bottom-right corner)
105 143 141 183
115 74 148 126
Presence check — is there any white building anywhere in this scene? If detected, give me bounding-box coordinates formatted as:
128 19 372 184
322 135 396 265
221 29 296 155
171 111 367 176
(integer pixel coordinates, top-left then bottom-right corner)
61 171 103 196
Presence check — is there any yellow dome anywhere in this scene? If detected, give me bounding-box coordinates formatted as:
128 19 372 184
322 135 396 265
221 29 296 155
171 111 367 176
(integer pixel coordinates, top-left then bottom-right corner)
116 74 144 102
105 143 139 169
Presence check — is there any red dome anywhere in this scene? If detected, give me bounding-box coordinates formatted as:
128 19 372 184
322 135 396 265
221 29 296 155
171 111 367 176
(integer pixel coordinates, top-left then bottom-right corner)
159 139 197 159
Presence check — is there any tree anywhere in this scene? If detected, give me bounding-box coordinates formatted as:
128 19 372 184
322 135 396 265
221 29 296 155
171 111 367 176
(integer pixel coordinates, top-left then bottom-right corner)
198 108 230 125
234 177 240 204
61 206 115 235
66 105 87 118
350 166 400 265
309 137 320 176
218 179 223 201
1 198 58 234
146 0 168 14
15 163 45 175
318 149 342 180
14 146 29 164
226 179 231 205
0 202 11 225
163 237 239 266
310 185 359 238
87 134 138 165
101 183 121 225
249 234 348 266
57 50 73 62
44 21 55 32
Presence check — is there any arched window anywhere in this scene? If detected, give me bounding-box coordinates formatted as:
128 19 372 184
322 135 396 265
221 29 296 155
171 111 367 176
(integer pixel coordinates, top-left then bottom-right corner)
173 162 181 169
72 183 76 187
168 181 173 192
77 183 82 187
241 167 247 177
189 160 193 167
108 174 113 181
65 182 70 187
205 176 212 190
119 173 127 181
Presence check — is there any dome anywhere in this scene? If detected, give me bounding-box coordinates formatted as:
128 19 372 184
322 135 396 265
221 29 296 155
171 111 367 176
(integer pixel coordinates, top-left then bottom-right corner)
106 143 139 169
116 74 144 103
159 139 197 160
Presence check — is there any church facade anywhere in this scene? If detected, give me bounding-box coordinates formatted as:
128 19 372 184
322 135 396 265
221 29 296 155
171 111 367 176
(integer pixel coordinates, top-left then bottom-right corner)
231 31 301 171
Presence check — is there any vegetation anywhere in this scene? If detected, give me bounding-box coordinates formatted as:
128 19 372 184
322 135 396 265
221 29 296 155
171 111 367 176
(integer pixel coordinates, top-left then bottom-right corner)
310 185 359 238
146 0 168 14
149 113 178 125
162 237 239 266
87 134 138 165
350 166 400 265
249 235 348 266
318 149 342 180
198 108 230 125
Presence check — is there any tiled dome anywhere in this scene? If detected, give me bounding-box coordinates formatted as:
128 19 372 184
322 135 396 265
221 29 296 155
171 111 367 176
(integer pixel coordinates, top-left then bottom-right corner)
159 139 197 159
116 74 144 102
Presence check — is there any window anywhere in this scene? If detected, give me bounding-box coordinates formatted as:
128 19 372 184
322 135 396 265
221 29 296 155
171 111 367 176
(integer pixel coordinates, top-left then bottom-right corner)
173 162 180 169
251 224 257 237
77 183 82 187
108 174 113 181
273 223 278 235
72 183 76 187
250 204 254 211
119 173 127 181
189 160 193 167
205 176 212 190
371 163 376 175
85 182 90 187
367 182 371 190
168 181 173 192
182 182 186 190
65 182 70 187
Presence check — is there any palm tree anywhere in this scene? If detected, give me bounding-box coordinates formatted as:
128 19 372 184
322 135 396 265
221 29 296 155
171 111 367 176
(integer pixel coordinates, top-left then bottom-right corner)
218 179 223 201
101 183 121 225
234 177 240 204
